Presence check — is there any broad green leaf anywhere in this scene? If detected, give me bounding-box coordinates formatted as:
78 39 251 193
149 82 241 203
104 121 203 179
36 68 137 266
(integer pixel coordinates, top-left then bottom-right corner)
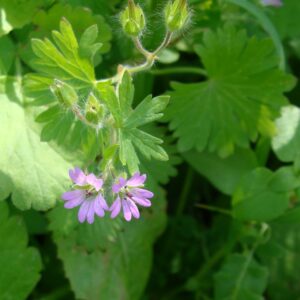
0 36 15 74
164 25 295 155
232 167 300 221
226 0 285 69
183 148 258 195
0 202 42 299
269 0 300 40
0 0 47 36
214 253 268 300
0 76 74 210
0 171 12 200
272 105 300 163
49 180 166 300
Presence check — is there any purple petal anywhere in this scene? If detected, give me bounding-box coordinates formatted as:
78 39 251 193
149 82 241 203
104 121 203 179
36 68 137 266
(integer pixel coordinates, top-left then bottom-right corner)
62 190 85 201
112 177 127 193
78 201 90 223
69 167 86 185
128 199 140 219
86 201 95 224
261 0 282 6
64 196 85 209
95 193 109 210
94 198 105 217
132 196 152 207
122 199 132 222
86 173 103 191
127 172 146 187
131 188 154 199
110 197 122 218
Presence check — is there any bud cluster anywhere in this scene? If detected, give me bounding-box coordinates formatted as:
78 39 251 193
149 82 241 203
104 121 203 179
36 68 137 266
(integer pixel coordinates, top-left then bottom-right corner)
50 79 105 127
119 0 190 37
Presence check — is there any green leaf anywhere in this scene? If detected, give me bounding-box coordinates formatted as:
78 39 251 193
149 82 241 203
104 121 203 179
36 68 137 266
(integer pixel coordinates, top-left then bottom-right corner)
164 25 295 155
214 253 268 300
20 3 112 68
226 0 285 69
0 76 74 210
272 105 300 163
0 202 42 299
125 95 170 128
49 180 166 300
232 167 299 221
269 0 300 41
139 126 181 185
30 18 95 85
0 0 47 36
102 73 170 173
97 81 122 126
0 36 15 74
183 148 258 195
261 215 300 299
119 71 134 117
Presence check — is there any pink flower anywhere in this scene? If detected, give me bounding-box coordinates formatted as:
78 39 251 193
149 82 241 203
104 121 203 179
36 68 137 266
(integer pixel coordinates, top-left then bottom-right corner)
61 167 109 224
110 172 154 221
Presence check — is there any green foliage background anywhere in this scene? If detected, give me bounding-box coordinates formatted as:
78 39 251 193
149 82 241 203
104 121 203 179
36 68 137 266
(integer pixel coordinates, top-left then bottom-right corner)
1 0 300 299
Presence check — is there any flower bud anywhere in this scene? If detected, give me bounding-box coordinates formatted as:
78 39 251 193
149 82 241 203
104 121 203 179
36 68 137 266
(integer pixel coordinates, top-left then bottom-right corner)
165 0 189 32
120 0 145 37
85 93 104 124
50 79 77 108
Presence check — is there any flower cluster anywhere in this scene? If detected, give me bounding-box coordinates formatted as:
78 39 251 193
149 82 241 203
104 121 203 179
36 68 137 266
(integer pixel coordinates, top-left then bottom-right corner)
62 167 153 223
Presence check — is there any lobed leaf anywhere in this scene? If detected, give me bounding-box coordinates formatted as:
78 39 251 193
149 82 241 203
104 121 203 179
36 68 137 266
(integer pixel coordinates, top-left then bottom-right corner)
214 253 268 300
0 202 42 299
164 25 295 155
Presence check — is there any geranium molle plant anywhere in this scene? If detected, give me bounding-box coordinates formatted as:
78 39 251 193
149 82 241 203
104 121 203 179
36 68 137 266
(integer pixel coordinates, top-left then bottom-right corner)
24 0 190 223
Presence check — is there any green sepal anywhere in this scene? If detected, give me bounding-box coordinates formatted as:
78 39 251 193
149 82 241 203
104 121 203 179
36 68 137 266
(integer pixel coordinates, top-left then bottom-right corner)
50 79 78 108
165 0 189 32
85 93 104 124
120 0 146 37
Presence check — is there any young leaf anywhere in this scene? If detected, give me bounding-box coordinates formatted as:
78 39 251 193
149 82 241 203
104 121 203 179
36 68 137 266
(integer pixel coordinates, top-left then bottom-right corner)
31 18 95 85
19 4 112 69
164 25 295 155
0 202 42 299
214 253 268 300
